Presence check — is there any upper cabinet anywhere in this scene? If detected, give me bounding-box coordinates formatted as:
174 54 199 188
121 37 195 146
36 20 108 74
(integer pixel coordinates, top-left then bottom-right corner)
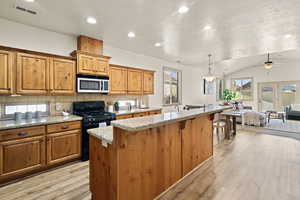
16 53 50 95
127 68 143 94
109 65 128 94
72 51 110 76
50 58 76 94
109 65 155 95
0 50 13 94
143 71 154 94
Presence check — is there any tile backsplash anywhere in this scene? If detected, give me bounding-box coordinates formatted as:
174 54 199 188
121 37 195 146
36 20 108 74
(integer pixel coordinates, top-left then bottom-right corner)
0 94 148 119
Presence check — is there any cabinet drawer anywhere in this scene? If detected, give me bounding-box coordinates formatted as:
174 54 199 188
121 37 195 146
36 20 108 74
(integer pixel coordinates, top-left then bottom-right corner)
149 110 162 115
0 126 46 142
133 112 149 118
47 121 81 134
116 114 133 120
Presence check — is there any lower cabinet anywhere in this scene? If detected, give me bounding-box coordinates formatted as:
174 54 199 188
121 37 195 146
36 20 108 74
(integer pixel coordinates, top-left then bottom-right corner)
46 129 81 166
0 121 82 183
0 136 46 178
133 112 149 118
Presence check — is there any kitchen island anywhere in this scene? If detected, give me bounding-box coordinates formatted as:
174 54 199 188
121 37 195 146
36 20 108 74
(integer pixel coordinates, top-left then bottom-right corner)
89 106 230 200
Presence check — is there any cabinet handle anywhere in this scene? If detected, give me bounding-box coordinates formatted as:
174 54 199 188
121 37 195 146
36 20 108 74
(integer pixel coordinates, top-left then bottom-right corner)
61 125 69 129
18 132 28 136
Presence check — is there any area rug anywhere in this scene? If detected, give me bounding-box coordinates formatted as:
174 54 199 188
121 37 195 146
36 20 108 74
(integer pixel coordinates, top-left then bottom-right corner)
264 119 300 134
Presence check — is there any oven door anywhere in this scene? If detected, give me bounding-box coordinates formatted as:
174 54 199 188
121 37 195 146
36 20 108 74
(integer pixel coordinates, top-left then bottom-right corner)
77 77 101 93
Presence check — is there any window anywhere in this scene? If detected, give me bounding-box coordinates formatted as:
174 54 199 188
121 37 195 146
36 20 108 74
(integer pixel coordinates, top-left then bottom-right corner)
163 67 182 105
117 100 137 110
216 79 224 101
232 78 253 100
3 103 49 119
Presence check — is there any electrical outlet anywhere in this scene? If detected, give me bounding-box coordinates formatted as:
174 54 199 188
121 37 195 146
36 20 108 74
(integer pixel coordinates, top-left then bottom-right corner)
56 103 63 111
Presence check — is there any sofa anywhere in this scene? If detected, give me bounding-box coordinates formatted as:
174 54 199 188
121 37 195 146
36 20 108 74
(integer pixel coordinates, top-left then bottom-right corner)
285 105 300 120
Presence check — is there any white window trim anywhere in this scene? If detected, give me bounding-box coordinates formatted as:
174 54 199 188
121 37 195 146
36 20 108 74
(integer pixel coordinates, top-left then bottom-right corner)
231 77 254 101
162 67 182 106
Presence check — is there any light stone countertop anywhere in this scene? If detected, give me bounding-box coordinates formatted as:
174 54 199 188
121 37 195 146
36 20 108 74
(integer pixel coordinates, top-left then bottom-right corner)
88 126 113 144
112 105 231 132
0 115 82 131
113 107 162 116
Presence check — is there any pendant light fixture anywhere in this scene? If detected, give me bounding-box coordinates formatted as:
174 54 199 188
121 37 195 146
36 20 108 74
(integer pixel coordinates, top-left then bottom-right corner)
264 53 273 70
204 54 216 82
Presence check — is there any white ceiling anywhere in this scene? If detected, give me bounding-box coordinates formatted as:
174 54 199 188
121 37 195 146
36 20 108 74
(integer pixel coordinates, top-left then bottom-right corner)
1 0 300 72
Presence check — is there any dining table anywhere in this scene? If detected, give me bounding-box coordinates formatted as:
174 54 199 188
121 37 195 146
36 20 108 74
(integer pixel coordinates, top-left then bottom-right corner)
221 111 242 139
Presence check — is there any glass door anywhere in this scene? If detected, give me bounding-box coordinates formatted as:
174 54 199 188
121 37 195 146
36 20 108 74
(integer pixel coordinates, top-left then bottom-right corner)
258 83 276 112
278 83 299 111
258 81 300 112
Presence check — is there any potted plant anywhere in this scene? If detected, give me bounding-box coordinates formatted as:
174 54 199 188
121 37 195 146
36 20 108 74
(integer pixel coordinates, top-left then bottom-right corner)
223 89 238 105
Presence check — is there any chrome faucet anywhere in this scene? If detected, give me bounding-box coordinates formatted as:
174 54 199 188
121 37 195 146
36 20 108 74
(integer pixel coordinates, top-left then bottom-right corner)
175 105 180 112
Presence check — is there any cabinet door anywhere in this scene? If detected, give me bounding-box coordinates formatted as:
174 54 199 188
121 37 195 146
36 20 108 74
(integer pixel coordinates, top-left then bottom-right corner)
0 50 13 94
143 71 154 94
50 58 76 94
181 116 213 176
127 69 143 94
0 136 46 178
77 54 94 75
93 57 109 76
16 53 49 94
46 130 81 166
116 114 133 120
133 112 148 118
109 65 128 94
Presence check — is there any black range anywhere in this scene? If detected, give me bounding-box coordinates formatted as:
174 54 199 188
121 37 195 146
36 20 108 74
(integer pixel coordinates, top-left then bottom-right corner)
73 101 116 161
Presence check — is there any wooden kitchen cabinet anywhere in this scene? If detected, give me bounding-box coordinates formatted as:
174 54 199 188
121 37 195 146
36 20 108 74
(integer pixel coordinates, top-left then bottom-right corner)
0 50 13 94
46 129 81 166
181 115 213 176
74 51 110 76
133 112 149 118
16 53 50 94
50 58 76 94
143 71 154 94
148 110 161 115
116 114 133 120
0 136 46 178
109 65 128 94
127 68 143 94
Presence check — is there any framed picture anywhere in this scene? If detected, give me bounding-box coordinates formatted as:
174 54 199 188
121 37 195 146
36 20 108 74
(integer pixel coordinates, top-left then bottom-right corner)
203 79 214 95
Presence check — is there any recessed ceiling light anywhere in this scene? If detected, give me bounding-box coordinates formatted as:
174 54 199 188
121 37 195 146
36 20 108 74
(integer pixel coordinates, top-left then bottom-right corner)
24 0 35 2
155 43 161 47
86 17 97 24
128 32 136 38
284 34 292 38
178 6 189 14
204 25 212 30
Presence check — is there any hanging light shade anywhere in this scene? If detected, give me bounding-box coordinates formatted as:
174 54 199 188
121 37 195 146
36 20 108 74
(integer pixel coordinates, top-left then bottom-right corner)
264 53 273 69
204 54 216 82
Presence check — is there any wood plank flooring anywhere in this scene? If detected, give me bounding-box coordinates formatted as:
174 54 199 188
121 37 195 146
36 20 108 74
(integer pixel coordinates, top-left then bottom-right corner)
0 129 300 200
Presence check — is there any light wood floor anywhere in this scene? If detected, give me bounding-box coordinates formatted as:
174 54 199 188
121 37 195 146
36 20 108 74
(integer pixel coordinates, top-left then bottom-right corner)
1 129 300 200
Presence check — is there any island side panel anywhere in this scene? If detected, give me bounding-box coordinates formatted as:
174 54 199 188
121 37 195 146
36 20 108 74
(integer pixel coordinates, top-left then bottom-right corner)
115 122 182 200
182 115 214 176
89 135 118 200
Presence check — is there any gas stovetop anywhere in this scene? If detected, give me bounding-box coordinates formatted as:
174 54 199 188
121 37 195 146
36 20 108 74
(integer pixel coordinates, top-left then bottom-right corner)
77 111 115 121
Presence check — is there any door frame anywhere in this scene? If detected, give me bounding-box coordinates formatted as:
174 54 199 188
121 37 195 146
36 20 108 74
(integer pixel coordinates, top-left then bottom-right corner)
258 82 278 112
258 80 300 112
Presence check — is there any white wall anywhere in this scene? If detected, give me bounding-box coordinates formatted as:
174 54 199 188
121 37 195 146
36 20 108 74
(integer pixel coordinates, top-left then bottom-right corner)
0 18 207 107
225 62 300 110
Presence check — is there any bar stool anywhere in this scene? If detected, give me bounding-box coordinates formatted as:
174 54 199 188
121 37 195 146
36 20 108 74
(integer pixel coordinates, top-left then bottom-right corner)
213 120 226 141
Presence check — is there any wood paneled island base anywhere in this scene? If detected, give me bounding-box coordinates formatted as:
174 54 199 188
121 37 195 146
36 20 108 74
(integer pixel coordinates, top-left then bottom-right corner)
89 114 214 200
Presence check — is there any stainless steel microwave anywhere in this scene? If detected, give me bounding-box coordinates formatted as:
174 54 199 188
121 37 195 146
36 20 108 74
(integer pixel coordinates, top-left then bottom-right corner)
77 75 109 93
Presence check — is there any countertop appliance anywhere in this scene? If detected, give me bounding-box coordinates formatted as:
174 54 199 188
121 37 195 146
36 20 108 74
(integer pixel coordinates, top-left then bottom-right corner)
73 101 116 161
77 75 109 93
